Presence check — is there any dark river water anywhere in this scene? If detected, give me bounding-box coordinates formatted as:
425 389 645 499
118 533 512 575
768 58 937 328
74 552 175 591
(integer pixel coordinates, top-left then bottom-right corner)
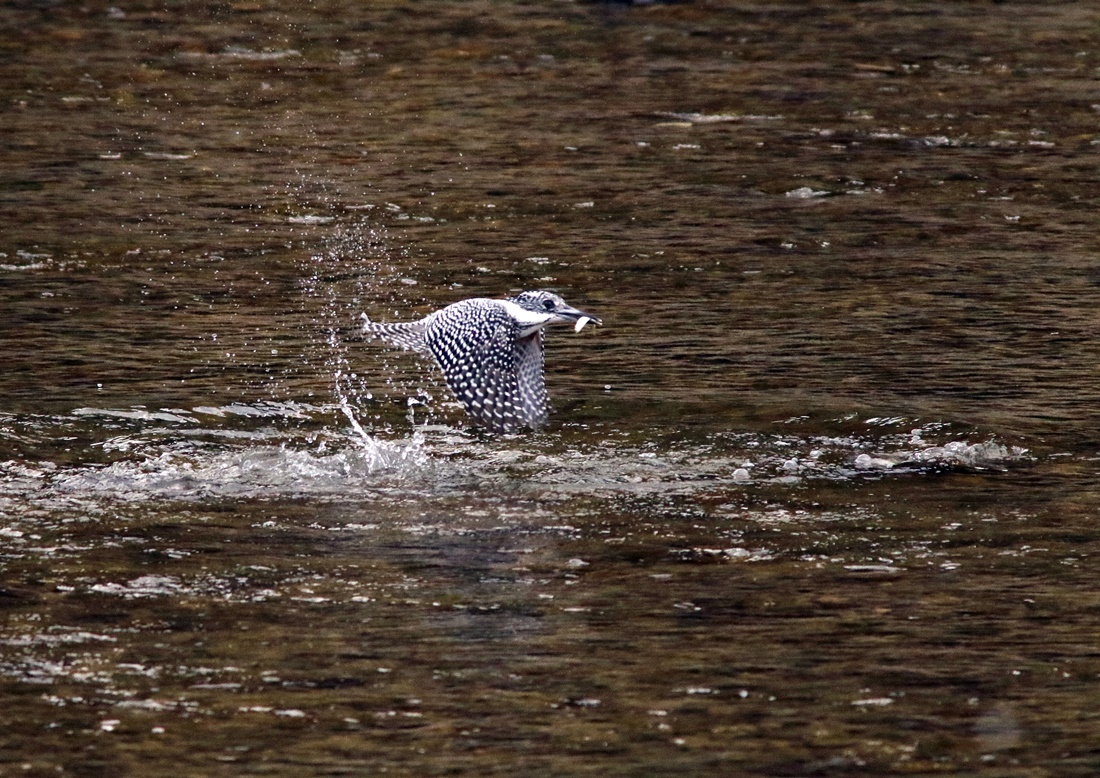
3 1 1100 775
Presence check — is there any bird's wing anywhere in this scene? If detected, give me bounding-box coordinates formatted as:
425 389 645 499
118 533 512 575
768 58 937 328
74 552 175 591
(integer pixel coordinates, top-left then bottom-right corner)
360 313 431 353
425 302 548 433
515 331 550 427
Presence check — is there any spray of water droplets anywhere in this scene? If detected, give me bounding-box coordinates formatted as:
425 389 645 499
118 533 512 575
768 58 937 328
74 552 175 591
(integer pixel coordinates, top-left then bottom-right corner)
302 211 441 448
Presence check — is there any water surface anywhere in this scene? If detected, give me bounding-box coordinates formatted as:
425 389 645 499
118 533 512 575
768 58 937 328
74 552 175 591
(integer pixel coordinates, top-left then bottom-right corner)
2 1 1100 775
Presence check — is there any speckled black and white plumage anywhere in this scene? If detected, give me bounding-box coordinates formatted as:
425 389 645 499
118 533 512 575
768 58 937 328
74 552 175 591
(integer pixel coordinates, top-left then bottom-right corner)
361 291 599 433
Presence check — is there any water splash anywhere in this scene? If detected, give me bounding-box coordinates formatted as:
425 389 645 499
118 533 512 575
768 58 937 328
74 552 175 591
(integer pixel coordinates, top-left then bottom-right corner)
50 439 428 502
302 214 435 438
1 401 431 504
0 207 454 504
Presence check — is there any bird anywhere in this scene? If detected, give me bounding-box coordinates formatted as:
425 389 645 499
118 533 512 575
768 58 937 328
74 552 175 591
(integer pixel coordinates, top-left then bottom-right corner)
361 290 600 433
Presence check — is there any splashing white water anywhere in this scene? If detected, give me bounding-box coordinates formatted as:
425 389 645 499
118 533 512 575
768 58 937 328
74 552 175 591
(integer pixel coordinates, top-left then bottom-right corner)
303 214 439 436
51 437 428 502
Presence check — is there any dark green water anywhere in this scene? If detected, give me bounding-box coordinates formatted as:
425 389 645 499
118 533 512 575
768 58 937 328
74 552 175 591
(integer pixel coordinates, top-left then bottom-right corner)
2 1 1100 775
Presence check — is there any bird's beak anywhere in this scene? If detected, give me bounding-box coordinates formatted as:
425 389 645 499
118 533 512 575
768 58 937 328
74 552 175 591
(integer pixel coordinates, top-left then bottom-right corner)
553 305 602 331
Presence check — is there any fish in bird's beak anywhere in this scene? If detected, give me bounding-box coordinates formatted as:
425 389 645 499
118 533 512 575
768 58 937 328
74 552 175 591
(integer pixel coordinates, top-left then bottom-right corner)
552 305 602 332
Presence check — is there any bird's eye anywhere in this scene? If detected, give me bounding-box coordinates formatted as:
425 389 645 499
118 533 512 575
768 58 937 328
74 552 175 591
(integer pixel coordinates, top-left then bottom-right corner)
542 299 556 311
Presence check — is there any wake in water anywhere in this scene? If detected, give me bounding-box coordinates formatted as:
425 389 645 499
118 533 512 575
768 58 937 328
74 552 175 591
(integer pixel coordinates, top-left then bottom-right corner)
0 399 1031 506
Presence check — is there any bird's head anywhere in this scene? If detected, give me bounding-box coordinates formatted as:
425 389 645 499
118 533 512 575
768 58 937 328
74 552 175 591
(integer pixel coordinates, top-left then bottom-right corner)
510 290 601 331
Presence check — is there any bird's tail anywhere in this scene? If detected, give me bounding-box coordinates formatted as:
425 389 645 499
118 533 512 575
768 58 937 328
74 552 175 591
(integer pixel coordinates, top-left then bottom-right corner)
360 313 430 353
